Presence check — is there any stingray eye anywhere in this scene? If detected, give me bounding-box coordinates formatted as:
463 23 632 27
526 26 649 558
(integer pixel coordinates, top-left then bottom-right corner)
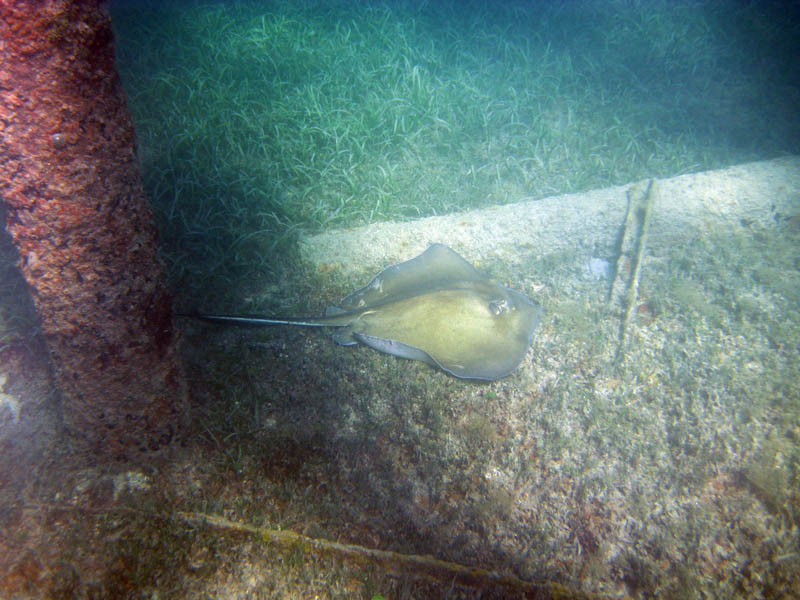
489 298 510 315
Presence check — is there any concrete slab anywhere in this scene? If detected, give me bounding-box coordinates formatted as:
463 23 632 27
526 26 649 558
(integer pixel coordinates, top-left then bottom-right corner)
299 156 800 274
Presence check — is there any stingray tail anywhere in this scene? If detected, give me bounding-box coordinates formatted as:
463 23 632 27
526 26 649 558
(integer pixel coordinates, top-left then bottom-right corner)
178 313 331 327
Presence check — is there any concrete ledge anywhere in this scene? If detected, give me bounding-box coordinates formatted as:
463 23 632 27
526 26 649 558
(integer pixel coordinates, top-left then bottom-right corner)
300 156 800 273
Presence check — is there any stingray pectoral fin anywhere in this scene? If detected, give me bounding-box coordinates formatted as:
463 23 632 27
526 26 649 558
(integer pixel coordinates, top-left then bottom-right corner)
353 332 502 380
352 333 437 367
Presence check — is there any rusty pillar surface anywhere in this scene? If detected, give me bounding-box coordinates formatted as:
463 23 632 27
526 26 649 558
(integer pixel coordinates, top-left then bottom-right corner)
0 0 187 459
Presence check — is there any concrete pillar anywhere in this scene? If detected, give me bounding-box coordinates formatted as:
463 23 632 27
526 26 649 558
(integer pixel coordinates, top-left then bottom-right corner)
0 0 187 459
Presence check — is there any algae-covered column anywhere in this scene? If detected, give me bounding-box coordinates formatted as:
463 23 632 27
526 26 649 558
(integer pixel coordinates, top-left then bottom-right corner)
0 1 186 459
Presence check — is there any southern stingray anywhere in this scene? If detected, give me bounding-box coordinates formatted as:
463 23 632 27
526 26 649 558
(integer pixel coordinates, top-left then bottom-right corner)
186 244 542 380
